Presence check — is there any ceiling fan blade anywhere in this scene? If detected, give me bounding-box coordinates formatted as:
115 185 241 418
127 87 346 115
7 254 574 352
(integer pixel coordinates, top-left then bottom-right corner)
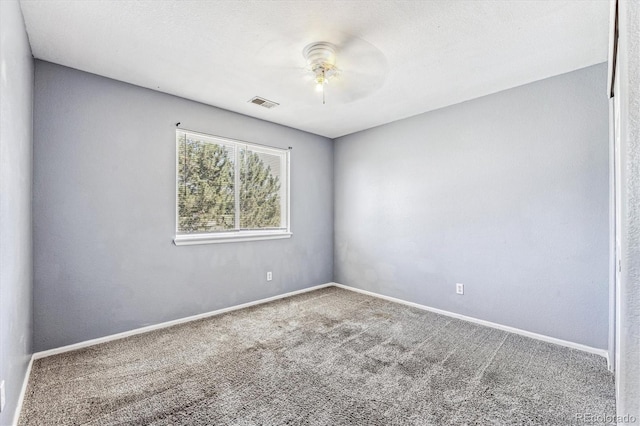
335 35 387 70
327 73 386 103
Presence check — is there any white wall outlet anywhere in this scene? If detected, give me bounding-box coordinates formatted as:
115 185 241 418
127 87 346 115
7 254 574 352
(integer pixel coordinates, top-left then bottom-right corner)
456 283 464 295
266 271 272 281
1 380 5 413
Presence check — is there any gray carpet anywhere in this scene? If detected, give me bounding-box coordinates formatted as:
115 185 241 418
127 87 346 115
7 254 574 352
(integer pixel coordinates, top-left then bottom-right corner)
19 287 615 425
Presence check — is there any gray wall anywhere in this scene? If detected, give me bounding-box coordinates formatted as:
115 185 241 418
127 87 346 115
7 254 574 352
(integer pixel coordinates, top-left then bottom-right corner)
334 64 610 349
616 0 640 419
0 0 33 424
33 61 333 352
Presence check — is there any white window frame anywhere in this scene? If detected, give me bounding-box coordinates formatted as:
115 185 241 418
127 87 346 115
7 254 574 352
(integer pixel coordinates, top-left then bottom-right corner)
174 129 291 246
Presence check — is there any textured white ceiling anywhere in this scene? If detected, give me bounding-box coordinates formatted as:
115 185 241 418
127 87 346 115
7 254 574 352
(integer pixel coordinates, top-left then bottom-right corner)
19 0 610 138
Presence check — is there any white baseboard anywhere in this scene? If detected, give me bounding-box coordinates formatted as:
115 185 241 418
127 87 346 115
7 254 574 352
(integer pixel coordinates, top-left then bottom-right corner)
12 355 33 426
32 281 608 362
32 283 334 360
331 283 609 360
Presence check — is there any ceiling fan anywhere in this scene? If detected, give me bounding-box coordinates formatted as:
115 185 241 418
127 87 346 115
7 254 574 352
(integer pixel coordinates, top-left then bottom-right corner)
254 32 388 106
302 42 339 104
300 37 388 105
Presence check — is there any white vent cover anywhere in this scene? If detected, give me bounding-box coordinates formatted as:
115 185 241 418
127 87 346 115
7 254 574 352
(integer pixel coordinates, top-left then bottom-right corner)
248 96 279 109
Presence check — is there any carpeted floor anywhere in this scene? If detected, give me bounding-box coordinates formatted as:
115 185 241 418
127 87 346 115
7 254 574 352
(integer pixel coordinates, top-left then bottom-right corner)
19 287 615 425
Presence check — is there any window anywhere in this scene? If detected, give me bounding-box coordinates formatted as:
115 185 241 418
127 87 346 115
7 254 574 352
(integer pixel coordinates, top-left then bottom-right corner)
174 130 290 245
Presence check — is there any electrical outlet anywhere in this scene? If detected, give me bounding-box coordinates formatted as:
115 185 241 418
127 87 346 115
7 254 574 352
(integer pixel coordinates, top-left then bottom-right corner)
456 283 464 295
1 380 5 413
266 271 272 281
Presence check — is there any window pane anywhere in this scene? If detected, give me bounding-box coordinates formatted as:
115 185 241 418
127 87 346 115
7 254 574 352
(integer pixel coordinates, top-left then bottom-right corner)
177 133 236 233
239 146 283 230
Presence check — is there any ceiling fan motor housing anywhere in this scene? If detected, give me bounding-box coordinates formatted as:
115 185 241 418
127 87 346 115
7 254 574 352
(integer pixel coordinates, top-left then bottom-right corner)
303 42 336 67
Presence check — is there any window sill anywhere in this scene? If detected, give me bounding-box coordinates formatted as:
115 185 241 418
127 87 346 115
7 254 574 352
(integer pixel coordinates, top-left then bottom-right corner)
174 231 292 246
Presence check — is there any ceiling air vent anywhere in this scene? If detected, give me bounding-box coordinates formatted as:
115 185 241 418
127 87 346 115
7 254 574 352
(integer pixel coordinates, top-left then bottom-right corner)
248 96 279 109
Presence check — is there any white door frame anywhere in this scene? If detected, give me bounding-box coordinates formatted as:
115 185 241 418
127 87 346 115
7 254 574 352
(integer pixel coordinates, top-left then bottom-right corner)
606 0 619 374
